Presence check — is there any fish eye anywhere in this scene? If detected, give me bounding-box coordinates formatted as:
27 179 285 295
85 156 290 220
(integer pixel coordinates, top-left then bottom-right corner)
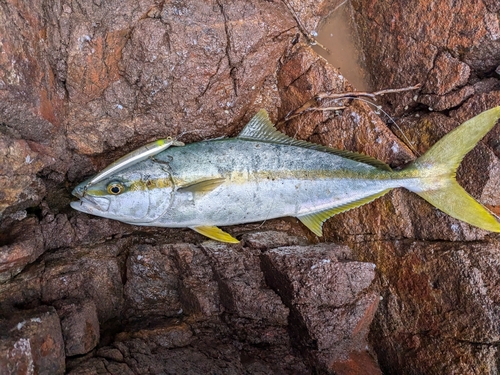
107 182 124 195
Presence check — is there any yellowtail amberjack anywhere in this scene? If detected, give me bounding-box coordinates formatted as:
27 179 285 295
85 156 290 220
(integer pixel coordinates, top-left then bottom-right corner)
71 107 500 243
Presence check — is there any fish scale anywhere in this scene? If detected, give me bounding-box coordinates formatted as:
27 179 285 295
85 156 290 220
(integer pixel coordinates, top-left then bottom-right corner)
153 139 395 225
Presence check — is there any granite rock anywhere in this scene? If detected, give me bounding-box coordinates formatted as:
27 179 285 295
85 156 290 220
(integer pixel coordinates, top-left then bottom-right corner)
55 299 100 356
0 218 44 283
1 0 500 374
0 306 65 375
262 244 380 371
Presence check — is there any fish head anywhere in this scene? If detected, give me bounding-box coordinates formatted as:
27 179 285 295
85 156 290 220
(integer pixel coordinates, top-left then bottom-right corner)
70 169 173 224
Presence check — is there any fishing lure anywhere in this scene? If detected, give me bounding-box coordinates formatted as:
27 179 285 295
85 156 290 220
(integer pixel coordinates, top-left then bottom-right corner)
82 137 184 195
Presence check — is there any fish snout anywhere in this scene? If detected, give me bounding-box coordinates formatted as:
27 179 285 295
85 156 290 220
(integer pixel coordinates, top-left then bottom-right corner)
70 194 110 213
71 184 85 198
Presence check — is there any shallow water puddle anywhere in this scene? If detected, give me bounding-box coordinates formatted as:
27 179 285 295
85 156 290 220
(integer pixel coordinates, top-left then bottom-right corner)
312 1 372 91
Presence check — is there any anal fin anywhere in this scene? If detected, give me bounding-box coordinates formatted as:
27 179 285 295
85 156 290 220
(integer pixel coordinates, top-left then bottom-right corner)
297 189 392 236
190 225 240 243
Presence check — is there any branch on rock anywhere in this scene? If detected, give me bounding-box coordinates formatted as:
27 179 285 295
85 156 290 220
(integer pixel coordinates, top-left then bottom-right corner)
278 84 422 125
281 0 330 53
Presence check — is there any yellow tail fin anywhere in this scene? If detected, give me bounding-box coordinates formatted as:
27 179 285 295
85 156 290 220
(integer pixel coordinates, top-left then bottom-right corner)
417 181 500 232
409 106 500 232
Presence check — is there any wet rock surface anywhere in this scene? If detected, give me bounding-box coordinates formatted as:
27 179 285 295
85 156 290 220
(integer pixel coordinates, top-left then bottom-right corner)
352 239 500 375
262 244 380 372
350 1 500 374
0 0 499 374
55 299 100 357
0 306 65 375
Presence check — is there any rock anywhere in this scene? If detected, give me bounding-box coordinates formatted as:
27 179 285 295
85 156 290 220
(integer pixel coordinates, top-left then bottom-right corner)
201 241 289 326
55 299 100 356
67 357 134 375
40 213 76 251
0 306 65 375
261 244 379 370
352 0 500 112
200 241 293 347
277 44 351 138
423 52 471 95
41 244 124 322
66 0 296 157
171 243 220 317
352 239 500 375
96 347 124 362
329 351 383 375
473 78 500 95
483 0 500 12
0 136 48 219
69 214 131 246
116 321 193 350
0 262 44 314
0 218 44 283
309 100 414 167
124 244 182 319
0 0 71 222
418 85 475 111
124 339 245 375
242 230 307 250
77 323 311 375
0 0 65 143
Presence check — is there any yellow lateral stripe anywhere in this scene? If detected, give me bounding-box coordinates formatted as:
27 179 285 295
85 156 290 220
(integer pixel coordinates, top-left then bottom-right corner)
129 177 175 191
129 169 388 192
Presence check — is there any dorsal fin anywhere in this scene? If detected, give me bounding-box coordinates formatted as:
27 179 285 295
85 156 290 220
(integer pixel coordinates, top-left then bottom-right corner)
238 109 392 171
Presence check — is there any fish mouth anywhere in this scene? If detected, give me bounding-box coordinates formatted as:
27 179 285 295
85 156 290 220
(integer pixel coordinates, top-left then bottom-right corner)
70 182 110 214
70 195 110 214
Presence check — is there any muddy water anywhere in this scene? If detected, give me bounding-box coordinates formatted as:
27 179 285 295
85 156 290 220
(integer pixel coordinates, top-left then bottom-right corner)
312 2 372 91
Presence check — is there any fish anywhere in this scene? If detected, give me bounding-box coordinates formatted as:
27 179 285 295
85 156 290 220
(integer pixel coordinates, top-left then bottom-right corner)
71 107 500 243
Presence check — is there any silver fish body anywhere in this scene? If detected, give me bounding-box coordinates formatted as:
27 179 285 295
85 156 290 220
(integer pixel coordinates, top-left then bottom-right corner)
71 108 500 242
144 139 401 227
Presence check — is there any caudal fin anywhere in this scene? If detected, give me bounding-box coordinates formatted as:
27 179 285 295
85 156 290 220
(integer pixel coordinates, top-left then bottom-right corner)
408 106 500 232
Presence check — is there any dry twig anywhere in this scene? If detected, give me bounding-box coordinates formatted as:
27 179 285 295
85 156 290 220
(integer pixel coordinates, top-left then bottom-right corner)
281 0 330 53
279 84 421 125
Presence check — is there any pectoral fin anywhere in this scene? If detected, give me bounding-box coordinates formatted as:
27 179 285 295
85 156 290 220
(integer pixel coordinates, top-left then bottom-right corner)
178 178 226 196
297 189 392 236
190 226 240 243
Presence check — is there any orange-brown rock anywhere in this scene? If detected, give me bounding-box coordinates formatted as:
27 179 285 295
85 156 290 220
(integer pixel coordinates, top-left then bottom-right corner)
0 306 65 375
352 0 500 113
1 0 500 374
55 299 100 356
